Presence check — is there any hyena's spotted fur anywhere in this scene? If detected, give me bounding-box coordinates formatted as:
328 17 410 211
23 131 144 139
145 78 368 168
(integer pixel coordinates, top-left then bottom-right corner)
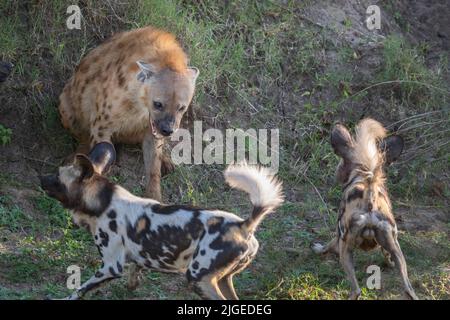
40 144 283 300
312 118 418 300
59 26 199 200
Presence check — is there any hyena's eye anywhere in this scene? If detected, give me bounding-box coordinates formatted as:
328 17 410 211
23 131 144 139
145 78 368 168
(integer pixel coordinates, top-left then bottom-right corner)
178 105 186 113
153 101 163 111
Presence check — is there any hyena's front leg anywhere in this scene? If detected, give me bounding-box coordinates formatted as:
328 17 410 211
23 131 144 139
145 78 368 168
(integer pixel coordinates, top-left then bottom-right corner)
142 131 163 201
160 150 175 177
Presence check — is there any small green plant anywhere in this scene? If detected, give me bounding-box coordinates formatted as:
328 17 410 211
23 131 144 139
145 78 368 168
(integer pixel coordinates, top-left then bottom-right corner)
0 124 12 145
378 35 446 107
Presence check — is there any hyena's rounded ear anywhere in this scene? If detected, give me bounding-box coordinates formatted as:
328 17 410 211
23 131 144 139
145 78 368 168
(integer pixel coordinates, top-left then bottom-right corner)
331 124 354 159
88 142 116 175
136 60 157 82
187 67 199 82
74 154 95 181
379 135 404 165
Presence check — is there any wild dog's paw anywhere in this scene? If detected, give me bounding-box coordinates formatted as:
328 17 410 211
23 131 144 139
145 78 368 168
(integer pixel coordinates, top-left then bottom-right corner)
311 242 325 254
384 258 395 268
407 291 419 300
349 289 361 300
126 278 141 291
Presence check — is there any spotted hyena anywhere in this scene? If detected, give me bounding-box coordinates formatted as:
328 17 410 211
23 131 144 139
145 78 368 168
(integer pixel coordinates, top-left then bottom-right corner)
39 142 284 300
58 26 199 200
312 118 418 300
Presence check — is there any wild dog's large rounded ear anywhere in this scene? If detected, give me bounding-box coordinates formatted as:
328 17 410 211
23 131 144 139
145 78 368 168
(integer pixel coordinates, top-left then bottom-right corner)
379 135 404 165
187 67 199 83
331 124 354 159
74 154 95 180
136 60 157 82
88 142 116 175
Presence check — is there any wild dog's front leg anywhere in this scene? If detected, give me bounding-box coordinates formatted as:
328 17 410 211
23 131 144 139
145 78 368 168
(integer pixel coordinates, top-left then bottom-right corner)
142 132 163 201
127 263 143 291
66 263 123 300
66 231 125 300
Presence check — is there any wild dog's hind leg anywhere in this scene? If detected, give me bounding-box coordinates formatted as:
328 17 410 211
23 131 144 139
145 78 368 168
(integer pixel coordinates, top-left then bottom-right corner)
191 275 226 300
339 239 361 300
217 238 258 300
375 223 418 300
312 236 339 255
142 131 163 201
381 248 395 268
218 275 239 300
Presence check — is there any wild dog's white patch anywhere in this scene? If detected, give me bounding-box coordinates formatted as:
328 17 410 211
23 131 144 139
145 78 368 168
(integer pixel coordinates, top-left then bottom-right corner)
59 164 283 300
311 243 325 254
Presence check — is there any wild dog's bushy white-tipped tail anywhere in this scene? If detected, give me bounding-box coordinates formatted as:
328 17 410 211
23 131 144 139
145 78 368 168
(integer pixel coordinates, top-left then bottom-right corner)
354 118 387 172
224 163 284 233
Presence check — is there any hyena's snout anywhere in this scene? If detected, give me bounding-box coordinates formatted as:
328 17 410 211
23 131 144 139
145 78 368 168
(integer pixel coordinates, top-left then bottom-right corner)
156 115 176 136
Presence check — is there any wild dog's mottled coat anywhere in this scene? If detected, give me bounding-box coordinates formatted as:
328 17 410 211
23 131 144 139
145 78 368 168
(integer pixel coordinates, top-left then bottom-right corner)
40 146 283 300
312 118 418 300
59 26 199 200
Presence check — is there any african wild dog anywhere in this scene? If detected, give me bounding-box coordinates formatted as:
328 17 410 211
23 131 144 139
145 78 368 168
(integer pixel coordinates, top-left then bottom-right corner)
39 142 283 300
312 118 418 300
58 26 199 201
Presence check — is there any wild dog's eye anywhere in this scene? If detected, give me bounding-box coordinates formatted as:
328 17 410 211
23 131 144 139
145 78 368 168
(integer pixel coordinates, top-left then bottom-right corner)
153 101 163 110
178 105 186 113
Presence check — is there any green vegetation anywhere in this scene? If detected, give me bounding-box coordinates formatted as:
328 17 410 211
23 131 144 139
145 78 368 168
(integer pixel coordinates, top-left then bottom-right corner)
0 125 12 146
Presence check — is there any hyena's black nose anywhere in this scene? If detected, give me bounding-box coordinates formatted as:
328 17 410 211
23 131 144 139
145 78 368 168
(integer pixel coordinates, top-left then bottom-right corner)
159 116 175 136
160 126 174 136
160 121 174 136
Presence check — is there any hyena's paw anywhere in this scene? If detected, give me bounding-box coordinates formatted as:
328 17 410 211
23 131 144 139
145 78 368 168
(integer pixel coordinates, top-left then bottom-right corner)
161 155 175 177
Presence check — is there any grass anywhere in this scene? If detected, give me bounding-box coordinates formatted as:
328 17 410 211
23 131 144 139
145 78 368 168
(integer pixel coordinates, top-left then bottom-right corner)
0 0 448 300
0 124 12 146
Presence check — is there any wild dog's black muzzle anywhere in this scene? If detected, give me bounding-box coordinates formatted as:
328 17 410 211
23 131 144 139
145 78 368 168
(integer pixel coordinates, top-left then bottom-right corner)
39 174 60 193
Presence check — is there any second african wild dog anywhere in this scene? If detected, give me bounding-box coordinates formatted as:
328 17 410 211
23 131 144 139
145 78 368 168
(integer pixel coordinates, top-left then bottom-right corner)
312 118 418 300
58 26 199 201
39 142 283 300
